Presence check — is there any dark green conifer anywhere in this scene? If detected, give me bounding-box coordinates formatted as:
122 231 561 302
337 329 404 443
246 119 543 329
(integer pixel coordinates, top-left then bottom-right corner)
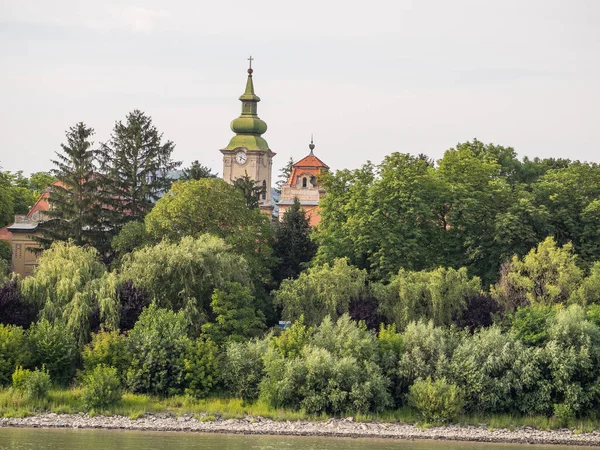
272 197 316 283
98 110 180 226
37 122 109 253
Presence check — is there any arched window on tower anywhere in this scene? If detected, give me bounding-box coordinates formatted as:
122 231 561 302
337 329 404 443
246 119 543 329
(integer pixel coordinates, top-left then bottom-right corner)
262 180 267 200
302 177 307 188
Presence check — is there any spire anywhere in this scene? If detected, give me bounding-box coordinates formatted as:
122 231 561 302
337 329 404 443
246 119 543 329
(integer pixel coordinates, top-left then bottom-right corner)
223 57 270 151
309 134 315 155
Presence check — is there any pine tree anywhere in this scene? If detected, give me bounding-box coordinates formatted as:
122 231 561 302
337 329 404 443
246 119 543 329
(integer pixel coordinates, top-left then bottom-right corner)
275 157 294 194
98 110 180 226
180 160 217 180
233 172 263 210
272 197 317 283
37 123 109 252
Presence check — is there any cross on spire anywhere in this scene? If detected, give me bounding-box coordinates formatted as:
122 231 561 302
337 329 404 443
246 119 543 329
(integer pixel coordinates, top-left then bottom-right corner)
247 55 254 69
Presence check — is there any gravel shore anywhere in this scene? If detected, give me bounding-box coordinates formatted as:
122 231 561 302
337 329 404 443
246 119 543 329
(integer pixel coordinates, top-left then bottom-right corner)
2 413 600 446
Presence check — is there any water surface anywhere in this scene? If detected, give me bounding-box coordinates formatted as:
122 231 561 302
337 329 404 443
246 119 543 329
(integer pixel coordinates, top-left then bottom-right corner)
0 428 592 450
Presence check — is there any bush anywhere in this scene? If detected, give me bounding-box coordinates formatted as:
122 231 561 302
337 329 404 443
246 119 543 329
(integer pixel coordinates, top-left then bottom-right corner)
510 305 556 347
397 321 458 398
28 319 77 385
117 281 150 332
184 338 219 399
81 364 122 410
82 329 127 380
448 326 537 413
124 304 191 396
222 337 269 401
12 366 51 400
408 377 464 423
0 324 29 386
260 315 392 415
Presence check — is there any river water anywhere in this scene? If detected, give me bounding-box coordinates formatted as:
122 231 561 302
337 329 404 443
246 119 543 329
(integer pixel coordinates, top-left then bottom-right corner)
0 428 592 450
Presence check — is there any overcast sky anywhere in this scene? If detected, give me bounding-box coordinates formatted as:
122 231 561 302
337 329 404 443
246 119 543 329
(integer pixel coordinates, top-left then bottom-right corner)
1 0 599 178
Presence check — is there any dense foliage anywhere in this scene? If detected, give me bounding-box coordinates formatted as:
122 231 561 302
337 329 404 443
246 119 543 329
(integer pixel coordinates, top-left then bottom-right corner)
6 138 600 422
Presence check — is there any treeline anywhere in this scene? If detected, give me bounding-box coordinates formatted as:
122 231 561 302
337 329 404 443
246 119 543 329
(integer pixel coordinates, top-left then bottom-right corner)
316 140 600 286
3 121 600 423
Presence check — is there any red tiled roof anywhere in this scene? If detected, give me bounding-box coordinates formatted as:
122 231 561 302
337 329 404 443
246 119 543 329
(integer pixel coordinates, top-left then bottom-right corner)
293 154 329 169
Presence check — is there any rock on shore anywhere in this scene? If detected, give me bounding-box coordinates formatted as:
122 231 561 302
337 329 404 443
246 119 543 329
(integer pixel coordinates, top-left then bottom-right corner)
2 413 600 446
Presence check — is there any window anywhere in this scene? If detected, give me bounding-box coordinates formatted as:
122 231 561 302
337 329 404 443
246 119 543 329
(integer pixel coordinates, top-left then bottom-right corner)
262 180 267 200
302 177 307 188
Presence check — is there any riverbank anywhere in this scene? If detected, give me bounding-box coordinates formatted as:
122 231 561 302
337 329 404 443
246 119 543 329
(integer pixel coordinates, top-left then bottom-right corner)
2 413 600 447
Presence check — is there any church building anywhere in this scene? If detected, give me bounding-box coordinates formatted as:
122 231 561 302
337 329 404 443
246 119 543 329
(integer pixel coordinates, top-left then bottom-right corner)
220 59 329 225
278 138 329 227
220 58 275 217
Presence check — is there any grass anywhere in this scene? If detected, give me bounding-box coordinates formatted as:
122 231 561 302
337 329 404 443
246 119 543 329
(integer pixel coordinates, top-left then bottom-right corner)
1 388 600 433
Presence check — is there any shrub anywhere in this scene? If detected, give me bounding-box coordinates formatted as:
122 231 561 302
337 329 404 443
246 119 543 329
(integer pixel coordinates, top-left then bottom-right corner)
377 323 404 406
397 321 458 398
28 319 77 385
0 324 29 386
510 305 556 347
12 366 51 400
448 326 537 413
222 337 269 401
408 377 464 423
81 364 122 410
124 304 191 396
82 329 127 380
184 338 219 399
260 315 392 415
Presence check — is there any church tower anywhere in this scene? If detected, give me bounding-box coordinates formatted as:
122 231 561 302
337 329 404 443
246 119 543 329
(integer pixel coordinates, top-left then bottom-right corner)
221 57 275 216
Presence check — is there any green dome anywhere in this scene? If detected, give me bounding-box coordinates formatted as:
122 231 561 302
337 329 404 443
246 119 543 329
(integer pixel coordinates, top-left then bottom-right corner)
222 66 270 151
230 117 267 135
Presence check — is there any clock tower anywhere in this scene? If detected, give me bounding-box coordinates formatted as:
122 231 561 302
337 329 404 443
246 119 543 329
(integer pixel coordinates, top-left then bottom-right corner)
221 58 275 216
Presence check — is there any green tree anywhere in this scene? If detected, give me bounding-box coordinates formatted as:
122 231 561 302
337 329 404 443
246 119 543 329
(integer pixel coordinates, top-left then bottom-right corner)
273 258 368 325
20 241 119 346
272 197 317 283
111 221 151 256
275 157 294 194
145 178 274 281
28 171 55 197
124 304 191 396
5 171 36 215
0 168 14 228
98 110 181 226
37 123 110 253
180 160 217 180
377 267 481 329
201 282 266 345
117 235 252 331
233 172 263 210
491 237 583 310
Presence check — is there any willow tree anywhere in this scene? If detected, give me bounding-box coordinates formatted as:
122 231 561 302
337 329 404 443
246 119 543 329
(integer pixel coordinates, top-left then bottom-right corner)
20 241 119 346
376 267 482 329
117 234 252 332
273 258 368 325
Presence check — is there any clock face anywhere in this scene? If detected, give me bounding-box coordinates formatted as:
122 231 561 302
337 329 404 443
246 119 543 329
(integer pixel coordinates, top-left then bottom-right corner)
235 151 247 165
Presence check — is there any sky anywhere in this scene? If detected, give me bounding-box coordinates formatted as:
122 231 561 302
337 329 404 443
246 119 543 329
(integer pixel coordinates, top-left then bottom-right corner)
1 0 599 179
